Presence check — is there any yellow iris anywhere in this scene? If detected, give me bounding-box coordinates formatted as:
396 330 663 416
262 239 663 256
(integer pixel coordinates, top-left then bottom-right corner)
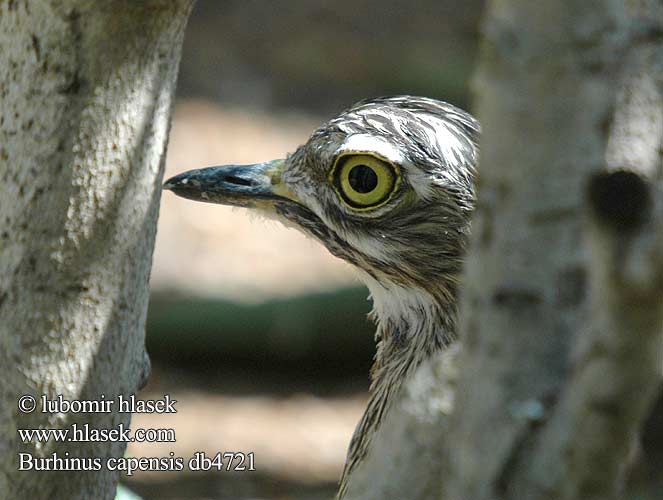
332 154 400 210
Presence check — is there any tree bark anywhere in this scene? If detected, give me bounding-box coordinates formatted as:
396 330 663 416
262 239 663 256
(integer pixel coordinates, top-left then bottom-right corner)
0 1 193 499
447 1 662 499
343 1 662 499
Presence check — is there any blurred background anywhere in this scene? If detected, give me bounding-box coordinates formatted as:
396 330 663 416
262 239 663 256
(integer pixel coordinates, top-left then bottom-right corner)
124 1 484 498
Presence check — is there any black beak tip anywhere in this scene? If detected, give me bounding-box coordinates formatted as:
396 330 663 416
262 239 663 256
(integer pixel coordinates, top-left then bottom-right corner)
162 170 212 202
163 173 187 192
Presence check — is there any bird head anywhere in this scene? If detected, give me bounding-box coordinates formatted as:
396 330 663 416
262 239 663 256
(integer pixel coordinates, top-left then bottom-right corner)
165 96 480 496
164 96 479 312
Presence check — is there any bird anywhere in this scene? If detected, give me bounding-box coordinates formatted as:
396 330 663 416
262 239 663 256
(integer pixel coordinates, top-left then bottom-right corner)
164 95 480 498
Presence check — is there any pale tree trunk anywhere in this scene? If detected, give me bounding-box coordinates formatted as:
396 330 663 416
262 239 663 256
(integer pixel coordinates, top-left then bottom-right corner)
0 1 193 499
448 0 662 498
343 1 662 499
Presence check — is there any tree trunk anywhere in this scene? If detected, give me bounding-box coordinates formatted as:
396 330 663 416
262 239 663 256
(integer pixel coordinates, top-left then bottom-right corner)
447 0 662 499
343 1 662 499
0 1 193 499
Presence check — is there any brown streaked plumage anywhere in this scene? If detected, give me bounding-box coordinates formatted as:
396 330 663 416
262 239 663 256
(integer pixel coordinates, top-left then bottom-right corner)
164 96 479 498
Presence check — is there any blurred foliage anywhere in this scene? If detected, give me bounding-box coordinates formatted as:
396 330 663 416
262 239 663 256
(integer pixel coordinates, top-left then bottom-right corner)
178 0 484 114
147 288 374 381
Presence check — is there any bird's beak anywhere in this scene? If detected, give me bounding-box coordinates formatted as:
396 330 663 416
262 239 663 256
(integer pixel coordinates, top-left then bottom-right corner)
163 159 298 208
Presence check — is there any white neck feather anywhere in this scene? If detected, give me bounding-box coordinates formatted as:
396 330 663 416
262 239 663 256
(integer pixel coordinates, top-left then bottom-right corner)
362 275 444 345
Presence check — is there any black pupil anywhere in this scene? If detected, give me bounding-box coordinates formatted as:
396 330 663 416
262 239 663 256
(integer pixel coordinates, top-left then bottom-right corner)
348 165 378 193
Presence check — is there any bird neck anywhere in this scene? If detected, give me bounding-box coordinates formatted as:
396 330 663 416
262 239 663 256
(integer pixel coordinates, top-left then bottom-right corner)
368 279 456 346
366 275 456 364
338 278 457 497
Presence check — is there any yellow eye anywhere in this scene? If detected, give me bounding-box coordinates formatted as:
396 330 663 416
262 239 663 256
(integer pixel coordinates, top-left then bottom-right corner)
331 154 400 210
